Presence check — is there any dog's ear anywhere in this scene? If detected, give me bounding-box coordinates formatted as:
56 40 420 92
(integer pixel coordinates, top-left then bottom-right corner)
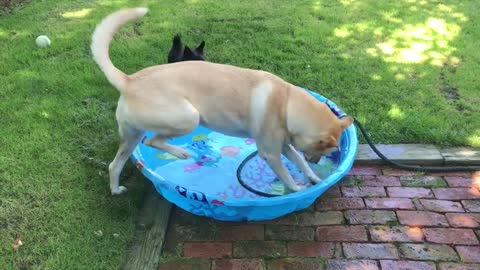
183 46 195 58
317 135 338 149
196 41 205 54
328 135 339 148
340 116 354 130
171 34 183 51
168 34 184 63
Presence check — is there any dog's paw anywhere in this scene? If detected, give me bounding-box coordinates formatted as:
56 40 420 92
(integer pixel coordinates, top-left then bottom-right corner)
171 148 191 160
111 186 128 195
291 184 308 192
308 174 322 184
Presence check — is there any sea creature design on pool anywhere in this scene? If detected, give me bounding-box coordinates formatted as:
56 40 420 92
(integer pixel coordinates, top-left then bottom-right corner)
184 162 202 172
245 138 256 145
241 157 277 191
192 134 209 141
220 146 241 157
183 136 221 172
211 199 224 205
217 186 258 199
175 185 208 203
156 153 179 160
187 202 239 219
270 182 286 195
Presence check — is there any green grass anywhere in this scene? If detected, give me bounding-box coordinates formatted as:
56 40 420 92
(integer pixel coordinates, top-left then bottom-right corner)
0 0 479 269
399 176 448 187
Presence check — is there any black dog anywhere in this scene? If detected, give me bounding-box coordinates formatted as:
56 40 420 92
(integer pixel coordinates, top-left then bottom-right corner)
167 34 205 63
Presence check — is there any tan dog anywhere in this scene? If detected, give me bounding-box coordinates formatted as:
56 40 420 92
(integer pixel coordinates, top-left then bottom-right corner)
91 8 354 195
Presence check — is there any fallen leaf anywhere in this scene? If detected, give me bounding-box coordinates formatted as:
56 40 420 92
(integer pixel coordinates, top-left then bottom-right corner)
12 233 24 252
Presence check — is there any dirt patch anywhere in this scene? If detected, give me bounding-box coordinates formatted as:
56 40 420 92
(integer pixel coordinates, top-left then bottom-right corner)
1 0 31 14
439 61 461 105
207 16 265 23
441 86 460 101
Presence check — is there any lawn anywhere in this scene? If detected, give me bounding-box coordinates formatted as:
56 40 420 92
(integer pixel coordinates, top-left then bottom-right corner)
0 0 479 269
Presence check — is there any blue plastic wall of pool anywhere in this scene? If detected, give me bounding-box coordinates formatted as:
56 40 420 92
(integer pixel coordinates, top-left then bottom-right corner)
130 88 358 221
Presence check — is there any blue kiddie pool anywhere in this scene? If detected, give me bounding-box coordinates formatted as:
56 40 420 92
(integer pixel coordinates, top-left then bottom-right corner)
131 88 358 221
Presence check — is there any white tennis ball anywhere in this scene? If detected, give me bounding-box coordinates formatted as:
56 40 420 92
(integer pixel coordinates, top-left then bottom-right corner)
35 35 51 48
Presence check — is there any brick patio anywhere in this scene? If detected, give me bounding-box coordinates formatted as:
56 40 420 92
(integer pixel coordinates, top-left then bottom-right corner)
159 166 480 270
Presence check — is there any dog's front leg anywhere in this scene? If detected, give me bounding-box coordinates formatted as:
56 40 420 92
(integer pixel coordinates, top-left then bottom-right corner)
259 152 306 192
283 144 322 184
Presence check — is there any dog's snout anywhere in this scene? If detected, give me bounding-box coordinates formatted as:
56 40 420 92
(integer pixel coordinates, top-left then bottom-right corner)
306 156 321 164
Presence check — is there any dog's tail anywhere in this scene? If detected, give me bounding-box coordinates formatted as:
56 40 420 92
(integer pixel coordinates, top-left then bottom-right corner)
91 7 149 92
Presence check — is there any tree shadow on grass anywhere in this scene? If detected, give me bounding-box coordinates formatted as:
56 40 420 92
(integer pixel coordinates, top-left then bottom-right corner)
303 0 480 147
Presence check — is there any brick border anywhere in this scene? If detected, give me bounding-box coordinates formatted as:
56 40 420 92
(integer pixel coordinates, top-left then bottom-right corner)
356 144 480 166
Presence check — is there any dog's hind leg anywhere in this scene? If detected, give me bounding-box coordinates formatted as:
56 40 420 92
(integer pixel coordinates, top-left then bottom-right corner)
144 135 191 159
283 144 321 184
108 124 144 195
143 102 200 159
